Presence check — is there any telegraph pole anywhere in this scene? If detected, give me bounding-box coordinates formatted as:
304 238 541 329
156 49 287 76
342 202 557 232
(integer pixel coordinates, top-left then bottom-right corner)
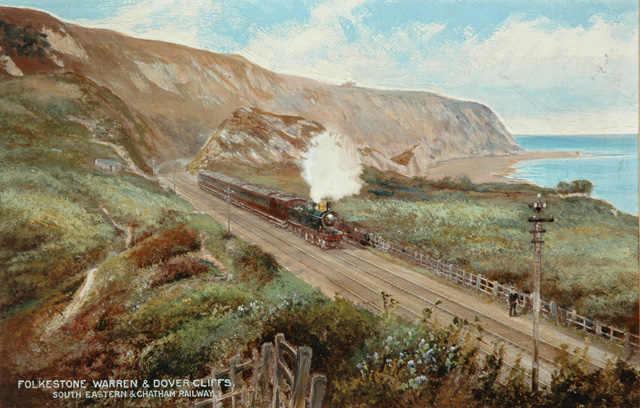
528 193 556 392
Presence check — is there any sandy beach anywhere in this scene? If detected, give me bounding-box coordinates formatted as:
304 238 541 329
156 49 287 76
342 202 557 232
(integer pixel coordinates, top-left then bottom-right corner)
425 150 580 183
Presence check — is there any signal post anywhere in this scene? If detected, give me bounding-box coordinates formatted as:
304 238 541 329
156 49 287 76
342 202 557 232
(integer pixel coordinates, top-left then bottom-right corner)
528 194 556 392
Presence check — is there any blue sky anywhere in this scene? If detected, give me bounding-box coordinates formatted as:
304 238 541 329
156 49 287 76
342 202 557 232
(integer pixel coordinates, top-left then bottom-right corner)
3 0 638 134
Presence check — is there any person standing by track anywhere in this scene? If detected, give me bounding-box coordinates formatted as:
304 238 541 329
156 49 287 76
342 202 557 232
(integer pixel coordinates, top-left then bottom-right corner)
509 288 519 317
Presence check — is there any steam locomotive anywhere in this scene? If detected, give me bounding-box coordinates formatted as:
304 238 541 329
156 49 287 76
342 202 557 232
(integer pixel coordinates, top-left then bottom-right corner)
197 170 344 248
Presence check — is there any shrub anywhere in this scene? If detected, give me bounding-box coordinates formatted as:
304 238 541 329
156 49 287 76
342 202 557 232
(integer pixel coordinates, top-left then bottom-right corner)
331 316 480 408
150 256 208 288
128 224 200 268
556 179 593 196
432 175 475 191
545 344 639 408
236 244 280 283
261 296 377 376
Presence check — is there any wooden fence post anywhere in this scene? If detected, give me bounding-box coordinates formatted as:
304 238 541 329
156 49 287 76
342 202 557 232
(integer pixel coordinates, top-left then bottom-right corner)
259 343 273 394
475 274 480 291
229 354 241 408
291 346 313 408
309 375 326 408
492 281 499 297
550 301 557 319
272 334 284 408
211 367 220 408
249 347 261 406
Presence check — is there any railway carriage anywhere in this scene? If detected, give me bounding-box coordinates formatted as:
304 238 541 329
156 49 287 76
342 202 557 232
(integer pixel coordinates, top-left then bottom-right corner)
197 170 344 248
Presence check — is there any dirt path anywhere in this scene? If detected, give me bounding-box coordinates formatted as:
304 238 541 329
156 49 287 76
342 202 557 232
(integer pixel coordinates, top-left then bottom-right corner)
43 267 97 337
100 206 133 248
65 267 97 316
43 206 132 338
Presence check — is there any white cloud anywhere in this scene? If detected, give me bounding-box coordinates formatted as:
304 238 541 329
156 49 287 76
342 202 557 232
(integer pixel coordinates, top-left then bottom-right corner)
76 0 235 49
239 1 446 87
71 0 637 134
239 5 637 134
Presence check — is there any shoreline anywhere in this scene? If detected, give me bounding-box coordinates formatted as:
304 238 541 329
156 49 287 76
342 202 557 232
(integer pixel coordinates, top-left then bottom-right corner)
425 150 580 184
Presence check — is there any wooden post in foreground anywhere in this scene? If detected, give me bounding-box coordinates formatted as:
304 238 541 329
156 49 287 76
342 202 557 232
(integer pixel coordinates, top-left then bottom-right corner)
291 346 313 408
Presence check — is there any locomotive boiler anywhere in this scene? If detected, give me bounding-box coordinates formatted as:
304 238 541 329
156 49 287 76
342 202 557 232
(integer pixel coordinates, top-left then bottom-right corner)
197 170 344 248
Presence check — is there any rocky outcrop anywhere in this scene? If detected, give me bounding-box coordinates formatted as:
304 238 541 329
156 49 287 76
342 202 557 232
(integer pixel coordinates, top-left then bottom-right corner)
191 107 324 169
1 7 521 176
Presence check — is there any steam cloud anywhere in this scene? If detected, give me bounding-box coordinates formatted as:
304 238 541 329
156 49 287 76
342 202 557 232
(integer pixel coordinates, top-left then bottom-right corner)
301 131 362 202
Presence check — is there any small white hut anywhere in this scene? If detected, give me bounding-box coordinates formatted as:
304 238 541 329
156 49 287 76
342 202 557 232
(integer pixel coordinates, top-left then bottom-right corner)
95 159 125 173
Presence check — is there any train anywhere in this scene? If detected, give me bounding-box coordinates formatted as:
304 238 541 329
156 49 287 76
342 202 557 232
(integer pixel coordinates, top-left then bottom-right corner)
197 170 344 248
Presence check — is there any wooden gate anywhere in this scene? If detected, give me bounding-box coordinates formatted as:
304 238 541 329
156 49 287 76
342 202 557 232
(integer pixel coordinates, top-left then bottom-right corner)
193 333 325 408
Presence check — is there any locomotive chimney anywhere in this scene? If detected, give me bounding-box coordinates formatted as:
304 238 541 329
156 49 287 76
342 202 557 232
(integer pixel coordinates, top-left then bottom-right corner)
326 201 332 210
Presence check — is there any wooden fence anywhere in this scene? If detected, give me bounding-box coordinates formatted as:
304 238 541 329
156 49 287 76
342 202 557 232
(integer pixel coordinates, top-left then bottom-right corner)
194 334 326 408
349 230 639 351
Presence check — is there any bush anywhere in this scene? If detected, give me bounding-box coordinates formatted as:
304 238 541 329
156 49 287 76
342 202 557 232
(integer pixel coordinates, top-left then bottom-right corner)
128 224 200 268
262 296 377 376
545 344 639 408
150 256 208 288
556 179 593 196
331 315 482 408
236 244 280 283
432 175 475 191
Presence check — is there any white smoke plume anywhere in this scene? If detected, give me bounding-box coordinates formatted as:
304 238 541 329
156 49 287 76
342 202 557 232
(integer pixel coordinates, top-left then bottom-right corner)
302 131 363 202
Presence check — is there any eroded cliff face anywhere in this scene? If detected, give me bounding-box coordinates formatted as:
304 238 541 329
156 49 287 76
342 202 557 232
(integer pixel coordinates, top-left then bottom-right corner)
1 7 520 176
191 107 324 169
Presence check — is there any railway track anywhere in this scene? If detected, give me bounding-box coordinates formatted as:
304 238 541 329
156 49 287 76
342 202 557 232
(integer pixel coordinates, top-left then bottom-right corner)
164 173 619 387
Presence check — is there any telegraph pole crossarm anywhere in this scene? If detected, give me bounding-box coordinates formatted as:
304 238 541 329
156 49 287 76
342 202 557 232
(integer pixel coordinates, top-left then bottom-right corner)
527 193 556 392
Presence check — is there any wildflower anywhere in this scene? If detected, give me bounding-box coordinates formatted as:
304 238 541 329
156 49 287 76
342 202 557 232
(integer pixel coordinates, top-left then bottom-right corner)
414 375 428 386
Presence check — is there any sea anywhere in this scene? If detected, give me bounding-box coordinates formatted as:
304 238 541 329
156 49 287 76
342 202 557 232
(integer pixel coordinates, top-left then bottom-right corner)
510 134 638 215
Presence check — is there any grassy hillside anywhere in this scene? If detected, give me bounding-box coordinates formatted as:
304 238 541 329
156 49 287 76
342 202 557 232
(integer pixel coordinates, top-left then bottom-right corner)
0 74 176 313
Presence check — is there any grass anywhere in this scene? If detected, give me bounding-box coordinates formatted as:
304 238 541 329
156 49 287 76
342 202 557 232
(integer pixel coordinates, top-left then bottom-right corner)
192 159 638 330
0 74 191 312
335 167 639 330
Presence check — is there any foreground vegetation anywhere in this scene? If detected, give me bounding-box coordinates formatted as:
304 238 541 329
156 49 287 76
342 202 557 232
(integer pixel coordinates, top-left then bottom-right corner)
5 208 637 407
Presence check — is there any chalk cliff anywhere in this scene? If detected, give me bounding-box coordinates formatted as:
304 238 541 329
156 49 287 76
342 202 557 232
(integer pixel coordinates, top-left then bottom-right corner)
1 7 520 176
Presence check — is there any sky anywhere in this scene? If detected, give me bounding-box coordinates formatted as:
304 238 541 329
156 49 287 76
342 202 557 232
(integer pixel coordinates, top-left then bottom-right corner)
3 0 639 135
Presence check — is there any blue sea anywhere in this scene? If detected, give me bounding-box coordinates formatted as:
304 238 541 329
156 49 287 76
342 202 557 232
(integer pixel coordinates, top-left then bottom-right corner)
510 134 638 215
